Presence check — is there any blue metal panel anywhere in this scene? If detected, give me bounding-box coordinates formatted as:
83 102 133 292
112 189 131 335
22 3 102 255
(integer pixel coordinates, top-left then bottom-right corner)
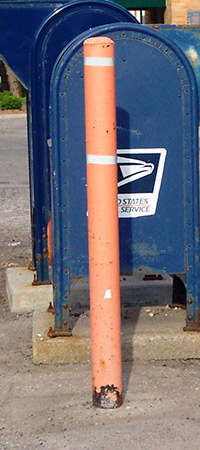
50 23 199 331
0 1 66 88
151 25 200 118
30 1 137 283
0 0 134 87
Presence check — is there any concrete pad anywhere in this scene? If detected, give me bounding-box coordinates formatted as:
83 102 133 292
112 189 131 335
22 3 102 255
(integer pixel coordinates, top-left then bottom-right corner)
6 267 52 313
33 306 200 364
33 311 91 364
6 266 173 313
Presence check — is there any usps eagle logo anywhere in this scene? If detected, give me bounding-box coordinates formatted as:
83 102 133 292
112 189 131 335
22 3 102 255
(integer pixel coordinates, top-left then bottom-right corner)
117 156 154 187
117 149 167 218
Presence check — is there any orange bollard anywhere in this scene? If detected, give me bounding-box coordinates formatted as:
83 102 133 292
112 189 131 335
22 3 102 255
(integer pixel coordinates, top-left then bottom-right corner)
47 219 52 266
84 37 122 408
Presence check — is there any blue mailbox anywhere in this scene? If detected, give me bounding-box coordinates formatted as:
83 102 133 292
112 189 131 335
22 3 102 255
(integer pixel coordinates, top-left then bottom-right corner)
50 23 200 334
0 0 137 281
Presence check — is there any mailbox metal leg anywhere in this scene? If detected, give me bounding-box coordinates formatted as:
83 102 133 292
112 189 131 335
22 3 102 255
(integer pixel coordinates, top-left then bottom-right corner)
184 275 200 332
48 229 71 336
33 193 50 284
48 129 72 336
26 92 36 270
31 98 51 284
184 303 200 332
172 275 200 331
27 89 52 283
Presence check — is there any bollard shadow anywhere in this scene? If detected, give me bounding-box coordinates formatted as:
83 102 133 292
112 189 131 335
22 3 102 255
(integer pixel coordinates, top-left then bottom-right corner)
116 106 131 150
68 277 90 332
117 106 138 400
120 273 173 401
121 301 141 401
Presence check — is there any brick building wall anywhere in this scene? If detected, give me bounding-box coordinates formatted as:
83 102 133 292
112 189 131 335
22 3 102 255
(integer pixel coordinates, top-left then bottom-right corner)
165 0 200 24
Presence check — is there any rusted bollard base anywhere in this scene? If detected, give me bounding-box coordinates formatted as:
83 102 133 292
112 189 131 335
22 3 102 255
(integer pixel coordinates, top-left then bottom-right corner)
93 385 123 409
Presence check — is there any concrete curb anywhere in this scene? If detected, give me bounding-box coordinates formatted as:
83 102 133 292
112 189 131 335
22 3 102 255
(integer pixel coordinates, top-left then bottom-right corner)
33 307 200 364
0 113 26 118
6 268 52 313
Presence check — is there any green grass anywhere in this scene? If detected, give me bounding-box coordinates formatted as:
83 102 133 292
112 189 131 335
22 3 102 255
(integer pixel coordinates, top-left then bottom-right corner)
0 91 25 110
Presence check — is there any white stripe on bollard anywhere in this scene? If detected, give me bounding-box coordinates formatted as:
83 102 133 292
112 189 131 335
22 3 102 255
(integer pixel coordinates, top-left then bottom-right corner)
86 154 117 165
84 56 114 66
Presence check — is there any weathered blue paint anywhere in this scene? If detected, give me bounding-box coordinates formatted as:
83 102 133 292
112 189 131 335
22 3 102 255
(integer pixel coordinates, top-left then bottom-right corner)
0 1 65 88
151 25 200 119
50 23 200 332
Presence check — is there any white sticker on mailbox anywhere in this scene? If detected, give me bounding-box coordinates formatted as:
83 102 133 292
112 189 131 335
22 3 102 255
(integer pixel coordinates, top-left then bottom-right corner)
117 148 167 218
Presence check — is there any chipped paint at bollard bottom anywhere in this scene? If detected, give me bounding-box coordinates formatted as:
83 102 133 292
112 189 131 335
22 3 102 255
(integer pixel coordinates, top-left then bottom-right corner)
93 385 123 409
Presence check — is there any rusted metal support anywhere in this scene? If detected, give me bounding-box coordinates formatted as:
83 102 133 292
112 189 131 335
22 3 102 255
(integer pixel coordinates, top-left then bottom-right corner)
47 302 54 314
84 36 122 408
47 219 52 266
48 326 72 338
32 273 51 286
28 260 36 271
184 304 200 332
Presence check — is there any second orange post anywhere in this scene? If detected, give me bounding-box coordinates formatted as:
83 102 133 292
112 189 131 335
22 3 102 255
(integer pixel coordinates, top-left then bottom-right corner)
84 37 122 408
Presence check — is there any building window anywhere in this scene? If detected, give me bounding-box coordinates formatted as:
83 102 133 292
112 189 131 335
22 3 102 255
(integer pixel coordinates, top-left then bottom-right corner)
129 10 145 23
187 10 200 25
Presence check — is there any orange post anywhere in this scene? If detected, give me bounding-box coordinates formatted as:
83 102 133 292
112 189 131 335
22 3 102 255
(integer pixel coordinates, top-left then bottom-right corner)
84 37 122 408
